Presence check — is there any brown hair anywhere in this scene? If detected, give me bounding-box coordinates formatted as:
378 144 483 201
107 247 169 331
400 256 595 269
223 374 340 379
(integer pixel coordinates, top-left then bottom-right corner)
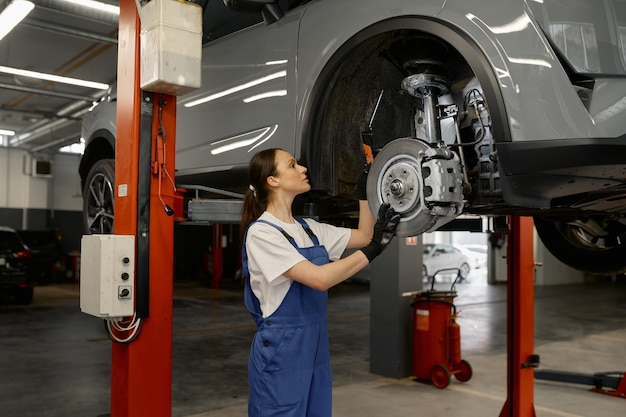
240 148 279 240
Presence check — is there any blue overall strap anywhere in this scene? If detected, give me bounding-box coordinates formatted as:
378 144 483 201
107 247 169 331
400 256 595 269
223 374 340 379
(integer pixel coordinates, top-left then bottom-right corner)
242 218 322 328
294 217 320 246
241 218 317 280
255 218 320 248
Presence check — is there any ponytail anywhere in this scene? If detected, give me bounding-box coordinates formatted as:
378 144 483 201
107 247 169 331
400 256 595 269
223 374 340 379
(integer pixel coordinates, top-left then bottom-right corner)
240 148 279 242
240 188 263 241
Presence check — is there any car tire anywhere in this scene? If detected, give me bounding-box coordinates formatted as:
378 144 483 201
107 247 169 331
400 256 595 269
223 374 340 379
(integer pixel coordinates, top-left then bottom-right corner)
534 216 626 274
82 159 115 234
459 262 470 280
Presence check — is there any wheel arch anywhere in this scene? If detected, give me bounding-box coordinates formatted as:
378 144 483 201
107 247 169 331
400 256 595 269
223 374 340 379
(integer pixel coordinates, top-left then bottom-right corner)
300 16 510 197
79 129 115 189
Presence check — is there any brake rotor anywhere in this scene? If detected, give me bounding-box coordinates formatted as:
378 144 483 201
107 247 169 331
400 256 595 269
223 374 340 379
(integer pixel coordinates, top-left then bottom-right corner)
366 138 438 237
367 138 465 236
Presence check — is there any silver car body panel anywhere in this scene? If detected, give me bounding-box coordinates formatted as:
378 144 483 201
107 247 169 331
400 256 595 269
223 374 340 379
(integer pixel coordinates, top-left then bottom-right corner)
81 0 626 193
169 0 626 176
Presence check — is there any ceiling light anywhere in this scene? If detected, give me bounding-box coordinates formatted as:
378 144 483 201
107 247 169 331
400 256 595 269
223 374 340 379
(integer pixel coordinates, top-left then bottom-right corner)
0 128 16 136
0 65 109 90
62 0 120 15
0 0 35 42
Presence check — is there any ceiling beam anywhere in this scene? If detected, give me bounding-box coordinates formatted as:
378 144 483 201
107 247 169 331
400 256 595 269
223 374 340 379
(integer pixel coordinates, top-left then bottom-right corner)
0 82 96 101
32 0 119 25
22 18 118 44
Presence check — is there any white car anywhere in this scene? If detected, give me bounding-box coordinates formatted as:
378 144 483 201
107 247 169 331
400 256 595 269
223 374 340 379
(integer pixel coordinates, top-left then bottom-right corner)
422 244 471 282
459 244 488 269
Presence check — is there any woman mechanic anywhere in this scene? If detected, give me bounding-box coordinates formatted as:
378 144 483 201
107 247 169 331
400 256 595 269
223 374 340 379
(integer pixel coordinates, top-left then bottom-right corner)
240 148 400 417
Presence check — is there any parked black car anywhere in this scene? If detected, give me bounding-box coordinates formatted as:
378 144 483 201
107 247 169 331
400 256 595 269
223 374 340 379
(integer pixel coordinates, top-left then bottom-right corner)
17 229 64 284
0 227 34 304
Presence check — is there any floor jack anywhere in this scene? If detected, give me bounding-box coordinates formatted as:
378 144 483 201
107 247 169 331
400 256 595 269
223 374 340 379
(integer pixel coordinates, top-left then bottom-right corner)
535 369 626 399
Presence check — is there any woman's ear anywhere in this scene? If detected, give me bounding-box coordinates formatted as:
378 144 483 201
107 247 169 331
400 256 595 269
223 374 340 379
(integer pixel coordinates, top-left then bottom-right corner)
266 176 279 187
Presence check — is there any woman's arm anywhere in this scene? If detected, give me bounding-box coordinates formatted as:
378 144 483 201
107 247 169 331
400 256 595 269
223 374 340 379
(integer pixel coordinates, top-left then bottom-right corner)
346 200 375 249
284 202 400 291
283 250 370 291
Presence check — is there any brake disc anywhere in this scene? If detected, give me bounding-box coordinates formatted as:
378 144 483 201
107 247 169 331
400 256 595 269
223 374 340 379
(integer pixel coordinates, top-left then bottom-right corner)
366 138 464 237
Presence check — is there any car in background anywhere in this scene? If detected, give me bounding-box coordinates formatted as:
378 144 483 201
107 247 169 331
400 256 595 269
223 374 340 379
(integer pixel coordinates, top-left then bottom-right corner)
80 0 626 275
459 244 488 270
17 229 64 284
0 227 34 304
422 243 471 282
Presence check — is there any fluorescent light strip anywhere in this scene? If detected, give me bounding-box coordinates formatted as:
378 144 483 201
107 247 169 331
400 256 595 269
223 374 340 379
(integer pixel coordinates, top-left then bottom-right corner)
0 128 16 136
62 0 119 15
184 71 287 108
0 65 109 90
0 0 35 41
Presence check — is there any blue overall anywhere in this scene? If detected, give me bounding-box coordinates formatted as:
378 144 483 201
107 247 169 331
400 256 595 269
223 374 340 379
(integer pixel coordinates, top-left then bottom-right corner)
242 217 332 417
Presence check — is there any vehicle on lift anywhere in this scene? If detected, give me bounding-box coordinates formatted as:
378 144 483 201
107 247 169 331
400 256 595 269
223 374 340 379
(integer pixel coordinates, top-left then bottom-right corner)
80 0 626 274
0 227 34 305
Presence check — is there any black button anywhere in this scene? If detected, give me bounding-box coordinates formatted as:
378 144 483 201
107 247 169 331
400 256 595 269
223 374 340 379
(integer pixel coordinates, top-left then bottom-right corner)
263 341 269 347
266 320 271 326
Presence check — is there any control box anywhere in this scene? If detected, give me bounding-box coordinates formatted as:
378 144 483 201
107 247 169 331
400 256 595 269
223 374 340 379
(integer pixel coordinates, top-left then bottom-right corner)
80 235 135 319
140 0 202 96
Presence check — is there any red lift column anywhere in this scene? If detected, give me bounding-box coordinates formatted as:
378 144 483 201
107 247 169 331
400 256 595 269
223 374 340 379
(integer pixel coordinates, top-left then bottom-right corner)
111 1 177 416
499 216 537 417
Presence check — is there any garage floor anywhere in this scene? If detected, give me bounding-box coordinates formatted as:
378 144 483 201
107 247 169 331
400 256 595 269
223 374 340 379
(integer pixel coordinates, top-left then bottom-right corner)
0 275 625 417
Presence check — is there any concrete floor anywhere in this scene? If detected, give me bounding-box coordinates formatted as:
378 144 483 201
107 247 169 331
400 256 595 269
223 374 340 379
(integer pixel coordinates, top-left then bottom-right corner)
0 273 625 417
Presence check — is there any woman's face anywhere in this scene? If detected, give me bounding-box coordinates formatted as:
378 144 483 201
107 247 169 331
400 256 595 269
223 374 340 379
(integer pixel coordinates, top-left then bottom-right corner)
270 150 310 195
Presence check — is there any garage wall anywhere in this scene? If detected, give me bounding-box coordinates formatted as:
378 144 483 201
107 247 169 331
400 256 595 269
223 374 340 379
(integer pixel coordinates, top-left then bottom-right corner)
50 153 83 212
534 231 584 285
0 147 83 251
0 147 48 210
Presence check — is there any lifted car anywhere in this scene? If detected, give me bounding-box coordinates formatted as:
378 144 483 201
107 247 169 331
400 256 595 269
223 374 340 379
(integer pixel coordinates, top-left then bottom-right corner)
80 0 626 274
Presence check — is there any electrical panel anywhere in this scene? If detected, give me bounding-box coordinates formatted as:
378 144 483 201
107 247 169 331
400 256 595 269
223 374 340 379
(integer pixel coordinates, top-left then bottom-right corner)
80 235 135 319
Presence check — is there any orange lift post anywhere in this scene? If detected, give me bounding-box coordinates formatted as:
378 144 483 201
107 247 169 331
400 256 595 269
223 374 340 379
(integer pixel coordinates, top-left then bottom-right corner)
111 0 178 415
499 216 538 417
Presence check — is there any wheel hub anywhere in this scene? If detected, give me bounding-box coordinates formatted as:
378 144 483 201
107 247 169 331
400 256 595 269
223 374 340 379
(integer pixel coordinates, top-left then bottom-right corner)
380 161 421 215
367 138 465 237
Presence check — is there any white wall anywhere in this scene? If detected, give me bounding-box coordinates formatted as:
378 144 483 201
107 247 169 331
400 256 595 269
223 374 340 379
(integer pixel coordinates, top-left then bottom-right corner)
0 147 82 212
51 152 83 211
489 228 584 285
534 229 584 285
0 147 48 209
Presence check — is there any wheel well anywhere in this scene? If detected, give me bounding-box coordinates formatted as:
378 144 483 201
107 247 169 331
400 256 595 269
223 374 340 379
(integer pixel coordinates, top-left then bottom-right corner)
302 17 509 201
79 132 115 189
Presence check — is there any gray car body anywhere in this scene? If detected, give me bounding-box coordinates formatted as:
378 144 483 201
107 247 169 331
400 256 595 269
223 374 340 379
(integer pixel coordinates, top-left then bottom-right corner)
80 0 626 272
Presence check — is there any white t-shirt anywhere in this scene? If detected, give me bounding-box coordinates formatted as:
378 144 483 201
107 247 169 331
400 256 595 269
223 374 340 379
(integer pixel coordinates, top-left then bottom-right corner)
245 212 351 317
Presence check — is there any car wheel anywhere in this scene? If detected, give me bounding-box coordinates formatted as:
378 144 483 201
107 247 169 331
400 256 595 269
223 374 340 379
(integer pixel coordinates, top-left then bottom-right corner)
534 216 626 274
459 262 470 280
83 159 115 234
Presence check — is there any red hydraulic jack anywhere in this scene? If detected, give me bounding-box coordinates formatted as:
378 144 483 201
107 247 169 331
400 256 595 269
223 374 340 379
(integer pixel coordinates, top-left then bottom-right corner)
499 216 538 417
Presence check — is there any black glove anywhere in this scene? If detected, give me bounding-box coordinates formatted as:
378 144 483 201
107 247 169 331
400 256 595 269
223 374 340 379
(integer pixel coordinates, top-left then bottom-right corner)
356 163 371 201
360 203 401 262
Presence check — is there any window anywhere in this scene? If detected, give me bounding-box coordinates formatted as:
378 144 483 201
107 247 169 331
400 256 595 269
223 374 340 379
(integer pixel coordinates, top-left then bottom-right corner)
549 23 599 72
